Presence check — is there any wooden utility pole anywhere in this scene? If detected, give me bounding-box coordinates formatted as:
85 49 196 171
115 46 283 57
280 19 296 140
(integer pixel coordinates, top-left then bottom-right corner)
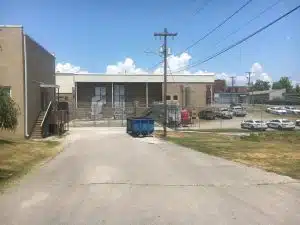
154 28 177 137
230 76 235 104
245 72 252 104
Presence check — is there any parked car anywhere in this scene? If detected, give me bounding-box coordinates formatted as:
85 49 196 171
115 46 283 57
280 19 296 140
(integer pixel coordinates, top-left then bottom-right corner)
284 106 300 115
230 103 242 109
241 120 268 131
198 109 216 120
296 120 300 126
266 107 275 113
216 108 233 119
232 106 247 117
266 119 295 130
270 107 287 115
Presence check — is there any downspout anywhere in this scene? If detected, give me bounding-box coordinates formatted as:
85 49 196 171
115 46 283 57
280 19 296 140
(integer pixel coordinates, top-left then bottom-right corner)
23 34 29 138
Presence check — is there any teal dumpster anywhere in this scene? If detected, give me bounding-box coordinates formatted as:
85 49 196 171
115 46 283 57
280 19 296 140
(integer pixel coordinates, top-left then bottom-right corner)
127 117 154 137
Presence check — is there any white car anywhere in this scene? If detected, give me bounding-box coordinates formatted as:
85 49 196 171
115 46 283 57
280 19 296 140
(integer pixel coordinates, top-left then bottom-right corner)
267 119 295 130
232 106 247 117
216 108 233 119
296 120 300 126
241 120 268 131
270 107 287 115
284 106 300 115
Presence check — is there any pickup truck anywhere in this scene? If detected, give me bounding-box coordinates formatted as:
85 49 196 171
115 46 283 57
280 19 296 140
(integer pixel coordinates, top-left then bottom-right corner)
231 106 247 117
216 108 233 119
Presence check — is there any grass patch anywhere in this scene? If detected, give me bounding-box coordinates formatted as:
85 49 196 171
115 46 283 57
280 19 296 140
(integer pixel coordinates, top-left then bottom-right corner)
159 131 300 179
179 128 252 133
0 139 62 192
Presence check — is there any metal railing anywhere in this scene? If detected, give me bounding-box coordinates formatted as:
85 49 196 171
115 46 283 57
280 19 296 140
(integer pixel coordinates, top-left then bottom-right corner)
40 101 52 127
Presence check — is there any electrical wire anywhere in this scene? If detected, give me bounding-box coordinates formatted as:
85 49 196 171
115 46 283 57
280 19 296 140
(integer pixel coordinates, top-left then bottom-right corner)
194 0 213 15
172 4 300 73
149 0 253 71
214 0 282 47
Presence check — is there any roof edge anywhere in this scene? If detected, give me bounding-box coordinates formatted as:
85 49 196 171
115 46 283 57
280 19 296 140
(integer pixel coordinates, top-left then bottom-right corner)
55 72 215 76
0 25 23 28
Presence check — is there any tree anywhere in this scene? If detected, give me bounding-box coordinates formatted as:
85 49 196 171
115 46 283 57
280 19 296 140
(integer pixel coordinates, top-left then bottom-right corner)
295 84 300 93
272 76 293 92
251 80 270 91
0 88 20 131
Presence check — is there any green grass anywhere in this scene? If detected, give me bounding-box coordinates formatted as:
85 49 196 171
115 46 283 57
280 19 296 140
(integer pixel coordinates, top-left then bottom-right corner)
0 139 62 192
179 128 253 133
158 131 300 179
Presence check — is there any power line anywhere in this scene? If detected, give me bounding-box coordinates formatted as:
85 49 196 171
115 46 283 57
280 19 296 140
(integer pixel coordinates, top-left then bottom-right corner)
180 0 254 54
172 4 300 73
214 0 282 47
148 0 253 71
148 0 214 71
194 0 213 15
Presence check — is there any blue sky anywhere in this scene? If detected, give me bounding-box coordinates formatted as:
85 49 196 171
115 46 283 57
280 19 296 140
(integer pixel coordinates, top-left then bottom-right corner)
1 0 300 84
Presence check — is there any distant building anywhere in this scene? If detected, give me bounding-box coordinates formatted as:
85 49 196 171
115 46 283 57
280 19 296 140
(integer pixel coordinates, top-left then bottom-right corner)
213 79 249 104
213 79 226 93
248 89 286 104
55 73 215 119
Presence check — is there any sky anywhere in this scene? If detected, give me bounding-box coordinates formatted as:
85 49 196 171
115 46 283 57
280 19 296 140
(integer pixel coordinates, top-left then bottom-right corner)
1 0 300 85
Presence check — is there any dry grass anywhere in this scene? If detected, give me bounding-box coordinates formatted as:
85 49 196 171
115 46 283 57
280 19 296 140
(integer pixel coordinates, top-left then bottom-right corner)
159 131 300 179
0 138 62 192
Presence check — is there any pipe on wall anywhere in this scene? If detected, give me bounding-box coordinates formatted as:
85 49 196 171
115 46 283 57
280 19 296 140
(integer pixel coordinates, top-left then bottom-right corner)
23 33 29 138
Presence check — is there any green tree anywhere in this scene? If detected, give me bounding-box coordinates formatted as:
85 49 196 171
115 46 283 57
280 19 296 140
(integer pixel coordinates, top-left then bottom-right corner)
272 76 293 92
0 88 20 131
295 84 300 93
251 80 270 91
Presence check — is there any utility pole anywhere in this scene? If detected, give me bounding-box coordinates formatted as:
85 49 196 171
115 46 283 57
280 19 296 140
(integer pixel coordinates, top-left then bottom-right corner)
154 28 177 137
245 72 252 105
230 76 235 104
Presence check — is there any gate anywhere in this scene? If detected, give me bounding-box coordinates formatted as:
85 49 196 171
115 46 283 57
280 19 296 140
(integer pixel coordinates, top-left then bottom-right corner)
70 101 148 127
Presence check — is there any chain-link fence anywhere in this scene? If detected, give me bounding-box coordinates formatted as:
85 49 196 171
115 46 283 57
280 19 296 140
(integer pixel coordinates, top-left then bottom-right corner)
69 100 300 131
176 103 300 131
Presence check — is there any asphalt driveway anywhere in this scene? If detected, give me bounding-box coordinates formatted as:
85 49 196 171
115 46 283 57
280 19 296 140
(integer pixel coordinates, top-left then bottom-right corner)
0 127 299 225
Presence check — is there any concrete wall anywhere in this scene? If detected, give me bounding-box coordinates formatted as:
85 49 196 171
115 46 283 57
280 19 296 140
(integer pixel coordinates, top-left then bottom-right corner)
166 83 210 107
25 35 56 135
0 26 25 138
55 74 74 93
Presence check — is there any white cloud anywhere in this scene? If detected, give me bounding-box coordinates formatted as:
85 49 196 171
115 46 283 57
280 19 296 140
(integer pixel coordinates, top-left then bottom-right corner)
56 59 274 89
105 58 148 74
215 63 273 87
105 53 206 75
250 62 273 84
153 53 205 75
216 73 248 86
56 63 88 73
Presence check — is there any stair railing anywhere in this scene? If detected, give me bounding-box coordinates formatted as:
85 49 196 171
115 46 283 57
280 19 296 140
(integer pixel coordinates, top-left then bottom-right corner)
40 101 52 128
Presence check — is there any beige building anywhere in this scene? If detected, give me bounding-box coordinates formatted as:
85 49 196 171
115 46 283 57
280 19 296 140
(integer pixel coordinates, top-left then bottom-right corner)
0 25 59 139
55 73 215 119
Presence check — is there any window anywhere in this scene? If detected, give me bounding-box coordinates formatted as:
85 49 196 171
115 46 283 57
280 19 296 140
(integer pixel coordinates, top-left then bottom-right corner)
173 95 178 100
0 86 11 97
166 95 171 100
95 87 106 103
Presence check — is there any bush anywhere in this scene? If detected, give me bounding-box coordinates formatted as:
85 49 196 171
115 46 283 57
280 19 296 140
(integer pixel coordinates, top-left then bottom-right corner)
0 89 20 131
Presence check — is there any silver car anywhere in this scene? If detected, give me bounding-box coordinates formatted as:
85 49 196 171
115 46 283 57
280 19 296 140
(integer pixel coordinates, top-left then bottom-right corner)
267 119 295 130
241 120 268 131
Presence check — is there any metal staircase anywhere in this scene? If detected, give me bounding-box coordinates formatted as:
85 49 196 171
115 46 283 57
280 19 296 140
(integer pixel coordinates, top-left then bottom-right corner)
31 111 46 139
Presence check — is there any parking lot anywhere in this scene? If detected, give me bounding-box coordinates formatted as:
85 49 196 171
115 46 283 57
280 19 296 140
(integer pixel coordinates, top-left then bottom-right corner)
180 105 300 131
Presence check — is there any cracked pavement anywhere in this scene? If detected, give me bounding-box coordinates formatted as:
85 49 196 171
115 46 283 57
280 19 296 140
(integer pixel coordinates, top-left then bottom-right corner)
0 127 299 225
